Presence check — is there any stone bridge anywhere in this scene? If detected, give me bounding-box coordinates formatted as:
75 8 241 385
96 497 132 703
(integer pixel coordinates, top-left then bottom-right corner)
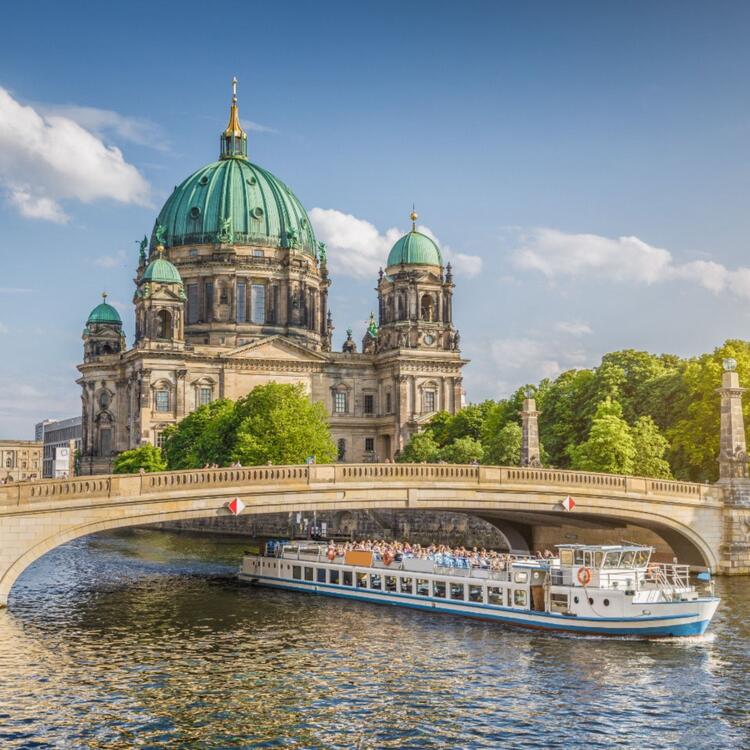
3 462 748 607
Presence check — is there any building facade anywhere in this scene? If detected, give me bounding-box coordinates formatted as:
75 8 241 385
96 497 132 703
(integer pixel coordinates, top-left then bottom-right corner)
0 441 42 482
77 82 467 474
35 417 83 478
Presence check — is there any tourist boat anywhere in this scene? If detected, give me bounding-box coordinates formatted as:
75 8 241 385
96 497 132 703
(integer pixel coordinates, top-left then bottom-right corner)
238 542 720 638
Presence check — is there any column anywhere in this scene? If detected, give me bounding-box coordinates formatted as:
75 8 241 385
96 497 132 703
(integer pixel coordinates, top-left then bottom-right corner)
718 358 749 481
520 390 541 467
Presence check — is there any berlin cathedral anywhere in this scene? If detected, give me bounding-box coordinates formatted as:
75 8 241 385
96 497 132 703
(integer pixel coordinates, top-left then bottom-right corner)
77 82 467 474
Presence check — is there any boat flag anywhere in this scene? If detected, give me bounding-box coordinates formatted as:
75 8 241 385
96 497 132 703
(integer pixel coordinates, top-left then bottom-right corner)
227 497 245 515
562 495 575 512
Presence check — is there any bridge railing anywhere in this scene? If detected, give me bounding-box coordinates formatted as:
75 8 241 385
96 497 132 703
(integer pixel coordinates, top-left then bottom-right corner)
0 462 715 505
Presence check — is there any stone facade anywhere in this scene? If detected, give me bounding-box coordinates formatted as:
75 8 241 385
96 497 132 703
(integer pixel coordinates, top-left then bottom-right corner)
0 441 42 482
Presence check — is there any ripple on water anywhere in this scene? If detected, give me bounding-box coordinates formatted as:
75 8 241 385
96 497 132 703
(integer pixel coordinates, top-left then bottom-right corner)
0 529 748 749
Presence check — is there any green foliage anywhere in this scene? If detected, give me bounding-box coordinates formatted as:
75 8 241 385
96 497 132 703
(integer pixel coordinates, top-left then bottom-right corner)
440 436 484 464
482 421 522 465
113 445 167 474
162 383 336 469
231 382 336 465
569 398 636 474
632 416 672 479
397 432 440 463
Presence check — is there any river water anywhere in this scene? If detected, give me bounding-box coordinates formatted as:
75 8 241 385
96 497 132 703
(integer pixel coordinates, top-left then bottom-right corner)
0 529 748 749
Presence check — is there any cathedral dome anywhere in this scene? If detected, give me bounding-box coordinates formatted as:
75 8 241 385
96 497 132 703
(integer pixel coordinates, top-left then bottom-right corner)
86 294 122 326
153 81 317 257
386 211 443 268
142 256 182 284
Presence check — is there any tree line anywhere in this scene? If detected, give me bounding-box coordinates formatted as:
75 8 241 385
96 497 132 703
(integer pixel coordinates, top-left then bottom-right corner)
113 340 750 481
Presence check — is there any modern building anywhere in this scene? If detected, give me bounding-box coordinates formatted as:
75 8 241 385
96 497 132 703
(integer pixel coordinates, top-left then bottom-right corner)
77 82 467 475
35 417 83 478
0 441 42 482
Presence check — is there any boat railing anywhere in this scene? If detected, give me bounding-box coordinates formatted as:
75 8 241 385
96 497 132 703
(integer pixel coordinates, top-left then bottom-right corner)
644 563 692 595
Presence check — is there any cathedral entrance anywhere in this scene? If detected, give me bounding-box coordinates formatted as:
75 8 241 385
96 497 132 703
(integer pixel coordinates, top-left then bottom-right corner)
381 435 392 461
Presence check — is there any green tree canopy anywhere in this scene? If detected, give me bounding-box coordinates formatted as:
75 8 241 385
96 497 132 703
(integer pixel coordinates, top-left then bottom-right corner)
482 421 522 465
397 431 440 463
632 415 672 479
113 445 167 474
161 399 235 469
569 398 636 474
440 436 484 464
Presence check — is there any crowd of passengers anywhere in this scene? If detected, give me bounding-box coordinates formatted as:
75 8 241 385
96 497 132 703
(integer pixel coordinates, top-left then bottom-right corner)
325 539 556 570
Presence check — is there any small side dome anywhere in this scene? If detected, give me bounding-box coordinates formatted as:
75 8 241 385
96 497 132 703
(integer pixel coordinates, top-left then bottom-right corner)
142 256 183 285
86 293 122 326
386 210 443 268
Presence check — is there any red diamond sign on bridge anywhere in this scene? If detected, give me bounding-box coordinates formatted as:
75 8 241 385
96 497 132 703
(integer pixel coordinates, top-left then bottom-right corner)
562 495 576 512
227 498 245 515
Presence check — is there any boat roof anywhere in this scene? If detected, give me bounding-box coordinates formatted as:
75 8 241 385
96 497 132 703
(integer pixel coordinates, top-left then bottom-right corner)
555 543 654 553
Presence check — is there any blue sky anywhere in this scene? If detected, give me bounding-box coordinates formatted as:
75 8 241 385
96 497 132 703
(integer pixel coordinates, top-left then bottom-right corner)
1 1 750 438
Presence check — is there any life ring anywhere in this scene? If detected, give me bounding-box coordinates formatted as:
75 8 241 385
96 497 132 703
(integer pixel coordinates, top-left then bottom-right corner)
326 548 336 561
383 551 394 566
577 566 592 586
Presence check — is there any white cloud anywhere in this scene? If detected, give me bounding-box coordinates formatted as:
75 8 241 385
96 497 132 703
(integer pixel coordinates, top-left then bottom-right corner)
37 104 168 150
0 87 151 223
309 208 483 279
94 249 128 269
0 287 33 293
555 320 593 336
512 227 750 301
0 322 8 334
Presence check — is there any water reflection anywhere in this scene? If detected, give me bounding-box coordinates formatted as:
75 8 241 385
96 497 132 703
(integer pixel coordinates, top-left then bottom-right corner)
0 529 747 749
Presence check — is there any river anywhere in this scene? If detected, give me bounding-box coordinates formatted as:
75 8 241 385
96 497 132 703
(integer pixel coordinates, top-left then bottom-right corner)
0 529 748 749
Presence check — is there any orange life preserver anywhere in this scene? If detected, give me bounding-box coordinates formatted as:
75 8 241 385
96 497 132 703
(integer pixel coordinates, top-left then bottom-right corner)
383 551 394 566
327 548 336 561
577 566 592 586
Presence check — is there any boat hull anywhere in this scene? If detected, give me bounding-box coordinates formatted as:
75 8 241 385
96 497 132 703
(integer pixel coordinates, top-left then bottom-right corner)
239 573 719 638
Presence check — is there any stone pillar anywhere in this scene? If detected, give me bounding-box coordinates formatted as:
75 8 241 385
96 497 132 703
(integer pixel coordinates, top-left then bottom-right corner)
520 391 541 467
718 358 749 482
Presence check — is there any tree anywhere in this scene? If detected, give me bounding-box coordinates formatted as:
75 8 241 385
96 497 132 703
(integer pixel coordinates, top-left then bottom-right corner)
569 398 635 474
423 411 453 447
482 421 522 465
113 445 167 474
397 432 440 463
632 416 672 478
440 436 484 464
231 382 336 465
162 399 235 469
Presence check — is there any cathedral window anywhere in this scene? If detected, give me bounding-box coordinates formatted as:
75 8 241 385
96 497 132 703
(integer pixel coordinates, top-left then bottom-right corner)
386 391 392 413
156 310 172 339
204 281 214 322
334 392 347 414
198 386 213 406
364 394 374 415
187 284 199 324
423 391 436 413
253 249 264 257
155 390 171 412
236 282 247 323
155 432 167 448
365 438 375 453
337 438 346 461
420 294 435 322
251 284 266 324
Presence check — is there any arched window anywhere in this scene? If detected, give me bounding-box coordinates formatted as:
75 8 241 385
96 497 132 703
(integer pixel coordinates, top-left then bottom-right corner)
397 294 405 320
337 438 346 461
420 294 435 321
156 310 172 339
155 390 171 412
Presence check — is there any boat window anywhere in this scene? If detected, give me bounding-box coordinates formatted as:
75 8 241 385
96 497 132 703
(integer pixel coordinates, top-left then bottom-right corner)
550 593 568 613
416 579 429 596
304 567 314 582
634 551 650 567
343 571 353 586
603 551 621 568
316 568 326 584
594 551 604 567
514 571 528 584
620 551 636 567
399 577 413 594
583 551 594 567
468 585 483 603
292 565 302 580
449 583 465 601
370 574 382 590
514 590 528 608
433 580 446 598
559 548 573 566
329 569 340 585
356 573 368 588
385 576 397 592
574 550 584 565
487 586 504 606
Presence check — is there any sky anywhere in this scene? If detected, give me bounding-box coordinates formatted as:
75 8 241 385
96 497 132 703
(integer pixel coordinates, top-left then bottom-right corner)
1 1 750 438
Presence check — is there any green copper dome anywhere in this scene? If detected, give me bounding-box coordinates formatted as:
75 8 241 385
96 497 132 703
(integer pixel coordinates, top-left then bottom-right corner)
86 295 122 326
387 229 443 268
142 256 183 284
